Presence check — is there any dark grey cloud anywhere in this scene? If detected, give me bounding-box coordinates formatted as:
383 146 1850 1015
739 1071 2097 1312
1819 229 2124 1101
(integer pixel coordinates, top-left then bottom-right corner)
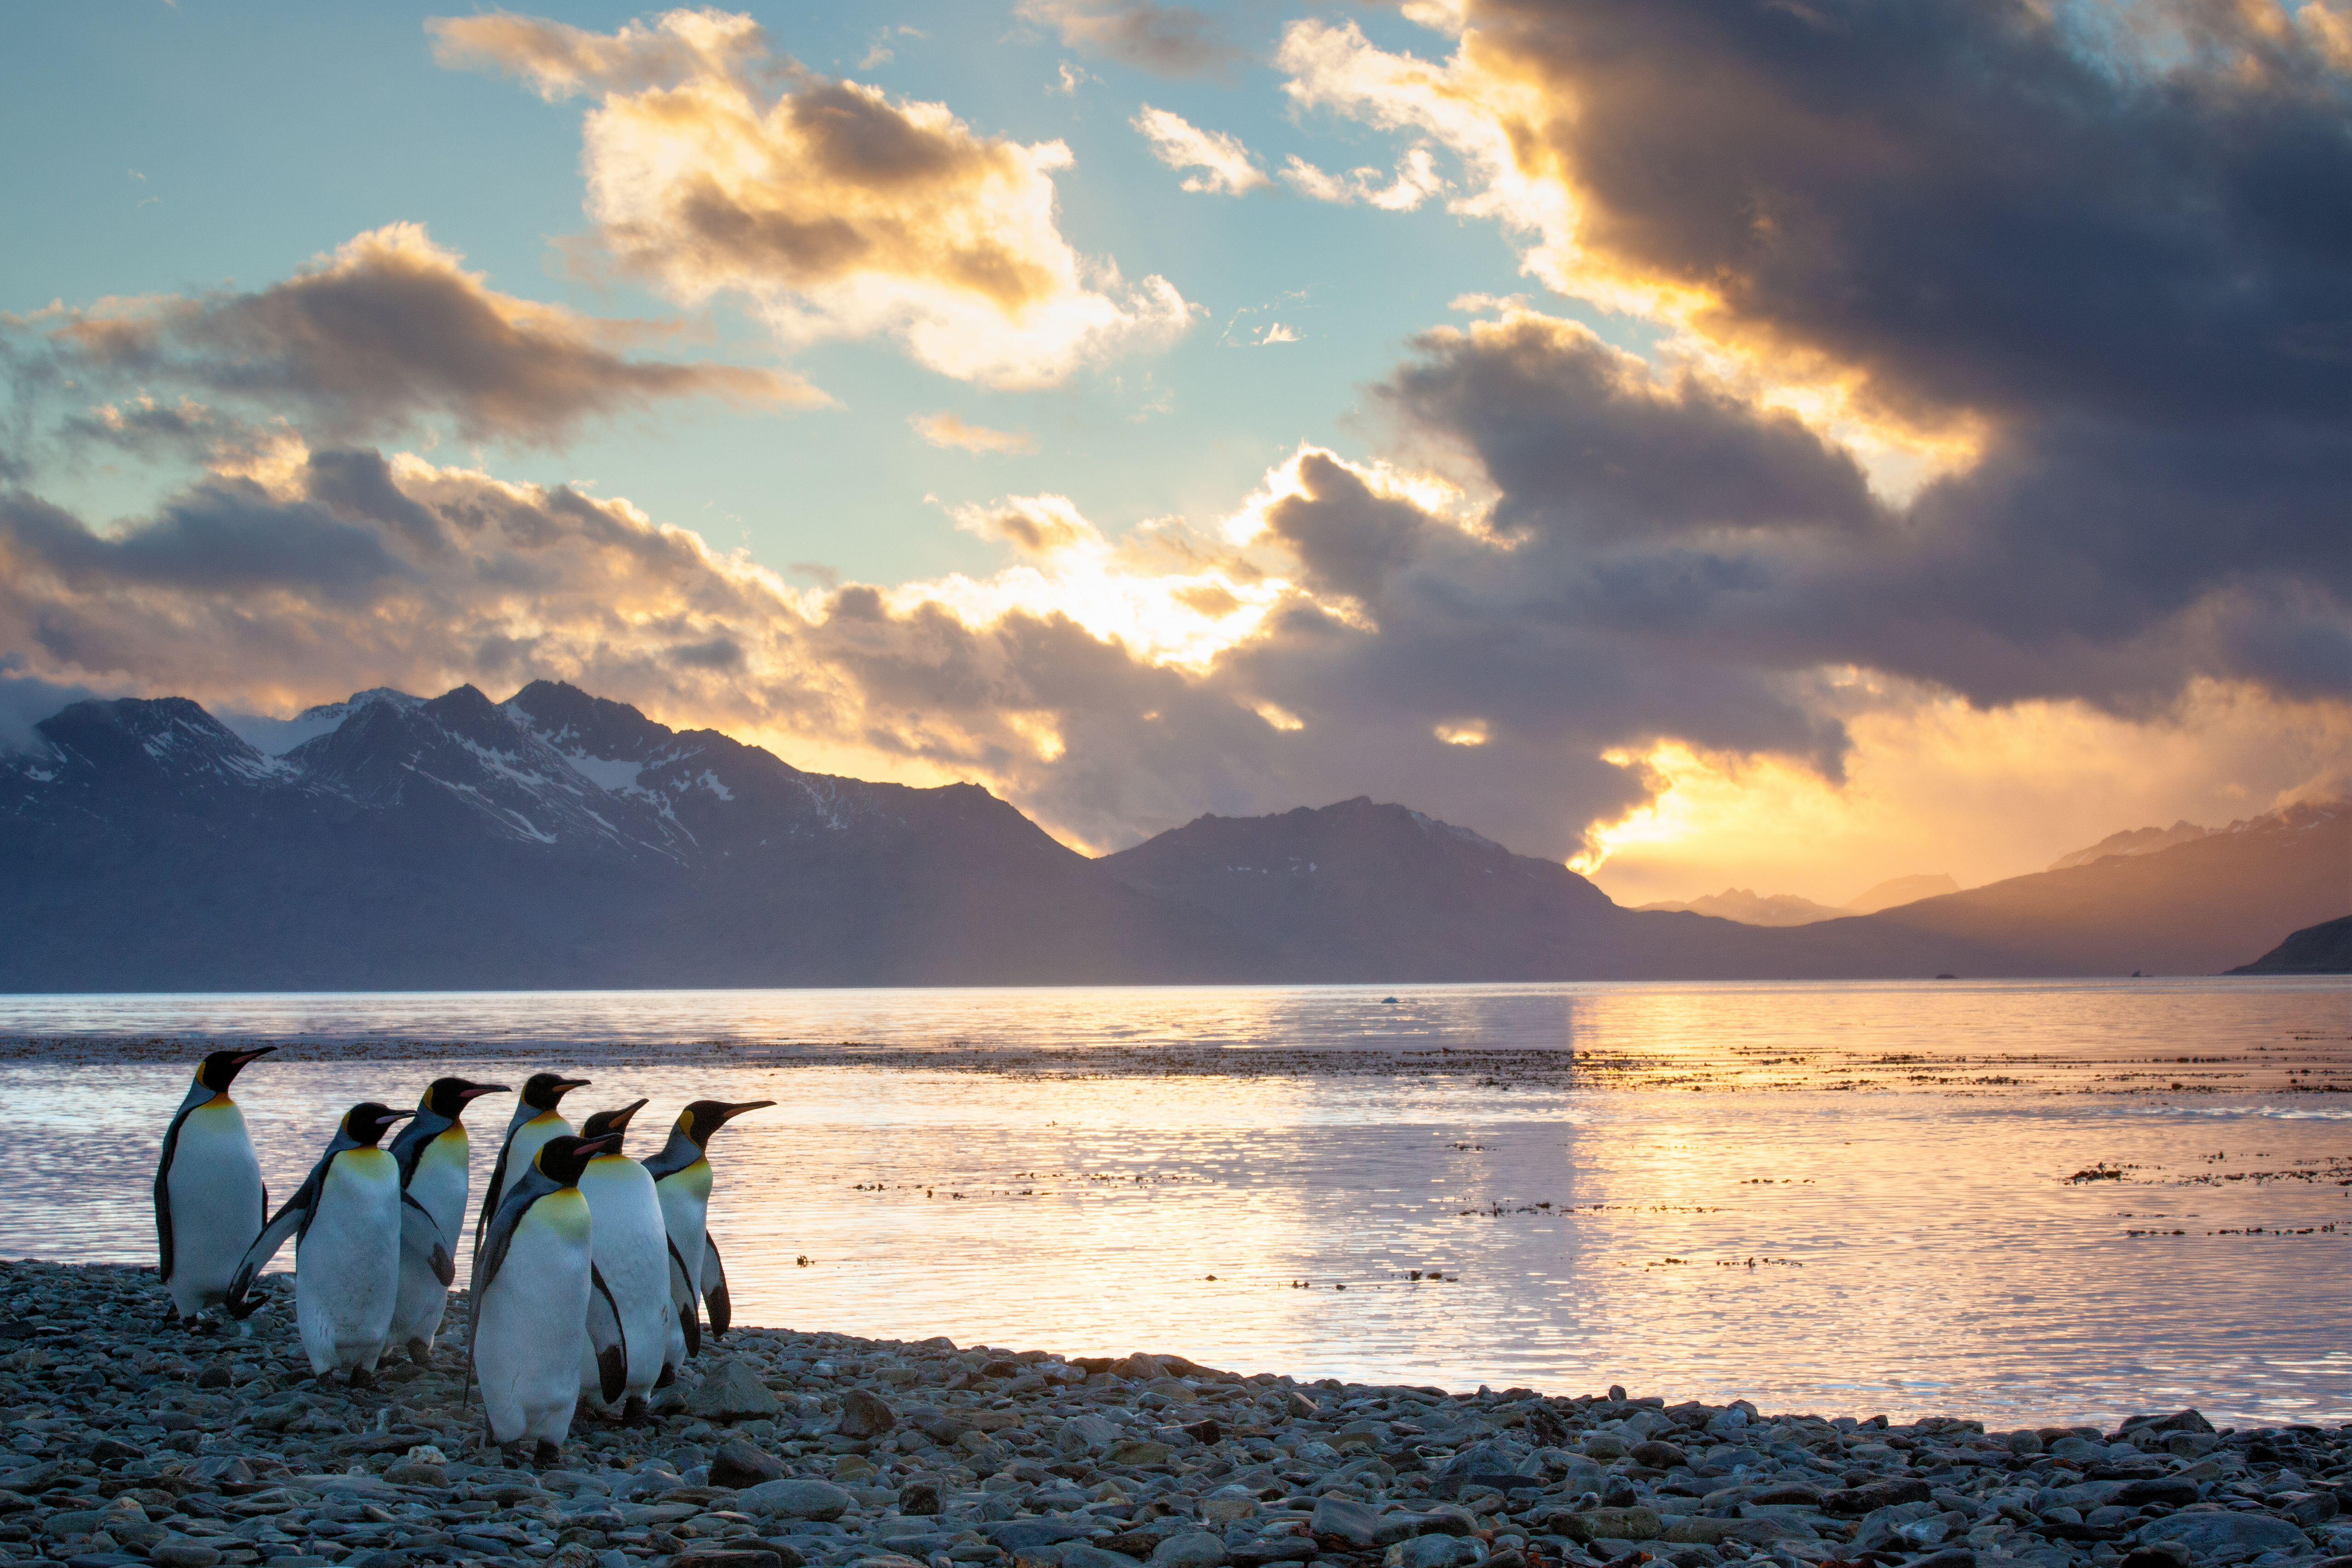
1361 311 2351 723
0 662 106 755
1469 0 2352 435
17 223 811 451
1018 0 1244 78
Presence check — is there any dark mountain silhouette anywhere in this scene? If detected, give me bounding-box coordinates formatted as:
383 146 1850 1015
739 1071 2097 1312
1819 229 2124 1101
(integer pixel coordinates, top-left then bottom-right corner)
1092 797 2024 980
0 682 1245 990
2226 915 2352 975
1853 802 2348 976
0 681 2332 990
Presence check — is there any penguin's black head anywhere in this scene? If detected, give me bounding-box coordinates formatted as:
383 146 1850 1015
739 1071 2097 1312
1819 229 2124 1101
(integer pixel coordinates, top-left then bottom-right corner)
521 1071 590 1111
423 1077 510 1120
536 1131 623 1186
581 1099 649 1142
674 1098 776 1148
197 1046 276 1094
341 1102 412 1147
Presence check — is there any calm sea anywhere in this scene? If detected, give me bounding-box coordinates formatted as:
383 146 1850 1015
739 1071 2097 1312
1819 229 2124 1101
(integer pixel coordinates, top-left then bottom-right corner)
2 978 2346 1427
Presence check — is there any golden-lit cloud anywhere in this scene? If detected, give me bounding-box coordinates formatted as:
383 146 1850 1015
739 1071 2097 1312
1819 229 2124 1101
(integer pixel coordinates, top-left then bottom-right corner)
1131 105 1267 195
911 412 1037 455
432 9 1193 388
1274 17 1979 494
19 222 817 446
1579 681 2352 906
1279 148 1448 211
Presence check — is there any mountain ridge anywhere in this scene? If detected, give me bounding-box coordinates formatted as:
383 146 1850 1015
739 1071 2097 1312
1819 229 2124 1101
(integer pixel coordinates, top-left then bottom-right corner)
2 680 2335 990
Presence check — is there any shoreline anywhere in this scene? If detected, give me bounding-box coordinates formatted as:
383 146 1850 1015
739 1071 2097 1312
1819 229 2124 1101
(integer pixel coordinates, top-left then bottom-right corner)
2 1261 2345 1568
0 1037 2340 1098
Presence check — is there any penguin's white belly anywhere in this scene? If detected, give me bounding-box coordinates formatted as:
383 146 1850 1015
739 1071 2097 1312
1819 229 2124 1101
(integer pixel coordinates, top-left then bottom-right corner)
578 1160 672 1402
478 1191 593 1447
295 1150 402 1375
164 1103 265 1316
657 1165 711 1369
391 1133 470 1349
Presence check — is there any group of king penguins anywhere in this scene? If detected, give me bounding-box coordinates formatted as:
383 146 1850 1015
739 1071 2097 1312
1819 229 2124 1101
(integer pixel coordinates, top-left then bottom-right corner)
151 1046 772 1464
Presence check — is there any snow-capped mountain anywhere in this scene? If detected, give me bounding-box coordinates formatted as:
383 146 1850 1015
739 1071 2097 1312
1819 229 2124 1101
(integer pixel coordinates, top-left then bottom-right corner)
0 681 1244 990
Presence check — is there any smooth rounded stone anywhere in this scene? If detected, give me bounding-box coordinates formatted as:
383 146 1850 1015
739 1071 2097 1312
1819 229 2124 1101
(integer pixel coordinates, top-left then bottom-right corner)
1062 1549 1148 1568
1630 1442 1689 1471
1150 1532 1230 1568
695 1360 786 1422
738 1478 857 1521
383 1458 448 1487
714 1439 790 1489
676 1552 789 1568
1202 1487 1261 1525
1058 1416 1121 1458
1384 1537 1482 1568
901 1481 944 1516
149 1546 223 1568
1663 1519 1800 1547
841 1391 899 1440
1311 1498 1381 1548
1556 1509 1665 1544
2139 1514 2310 1556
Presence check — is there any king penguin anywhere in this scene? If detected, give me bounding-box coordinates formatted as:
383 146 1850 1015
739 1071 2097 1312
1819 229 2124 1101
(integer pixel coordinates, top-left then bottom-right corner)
228 1101 444 1385
474 1072 588 1264
387 1076 508 1366
473 1131 629 1465
642 1099 773 1379
572 1101 674 1424
154 1046 276 1324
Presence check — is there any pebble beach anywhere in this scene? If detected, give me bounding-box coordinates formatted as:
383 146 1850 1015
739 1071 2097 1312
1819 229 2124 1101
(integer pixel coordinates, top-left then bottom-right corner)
3 1261 2347 1568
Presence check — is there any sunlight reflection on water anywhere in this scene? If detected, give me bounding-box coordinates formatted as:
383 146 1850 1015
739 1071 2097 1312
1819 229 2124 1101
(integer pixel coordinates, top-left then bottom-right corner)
0 977 2345 1426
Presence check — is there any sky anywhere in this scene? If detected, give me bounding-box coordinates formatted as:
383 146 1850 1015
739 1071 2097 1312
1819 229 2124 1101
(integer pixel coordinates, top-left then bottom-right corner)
1 0 2347 905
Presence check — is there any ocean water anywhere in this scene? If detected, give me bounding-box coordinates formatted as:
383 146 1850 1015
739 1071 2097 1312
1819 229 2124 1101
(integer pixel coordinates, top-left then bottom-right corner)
1 978 2346 1427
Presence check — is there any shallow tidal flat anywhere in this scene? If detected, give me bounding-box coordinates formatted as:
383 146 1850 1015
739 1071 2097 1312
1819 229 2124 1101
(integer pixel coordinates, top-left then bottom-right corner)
0 980 2346 1424
3 1260 2349 1568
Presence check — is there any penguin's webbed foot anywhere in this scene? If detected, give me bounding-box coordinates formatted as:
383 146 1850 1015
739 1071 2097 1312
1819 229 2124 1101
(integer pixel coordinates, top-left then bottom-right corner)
348 1366 376 1391
533 1439 562 1468
622 1395 651 1429
500 1441 530 1469
406 1340 432 1370
653 1364 675 1390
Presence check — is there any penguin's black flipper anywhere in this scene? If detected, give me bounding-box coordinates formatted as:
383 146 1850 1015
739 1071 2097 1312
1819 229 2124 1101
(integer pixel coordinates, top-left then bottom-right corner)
225 1163 318 1318
700 1233 731 1339
587 1264 628 1404
401 1193 455 1287
154 1105 191 1285
666 1235 702 1358
475 1137 515 1263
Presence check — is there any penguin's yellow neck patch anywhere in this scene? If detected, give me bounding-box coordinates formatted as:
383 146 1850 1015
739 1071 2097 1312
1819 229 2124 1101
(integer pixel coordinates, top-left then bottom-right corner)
530 1187 592 1239
665 1159 713 1201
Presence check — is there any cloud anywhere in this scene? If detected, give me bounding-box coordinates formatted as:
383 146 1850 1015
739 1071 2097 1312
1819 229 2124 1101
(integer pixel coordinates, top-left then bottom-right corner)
1015 0 1242 79
433 9 1193 388
0 662 109 755
1279 147 1447 210
1131 106 1267 195
1277 3 2352 484
912 412 1038 455
13 223 812 449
